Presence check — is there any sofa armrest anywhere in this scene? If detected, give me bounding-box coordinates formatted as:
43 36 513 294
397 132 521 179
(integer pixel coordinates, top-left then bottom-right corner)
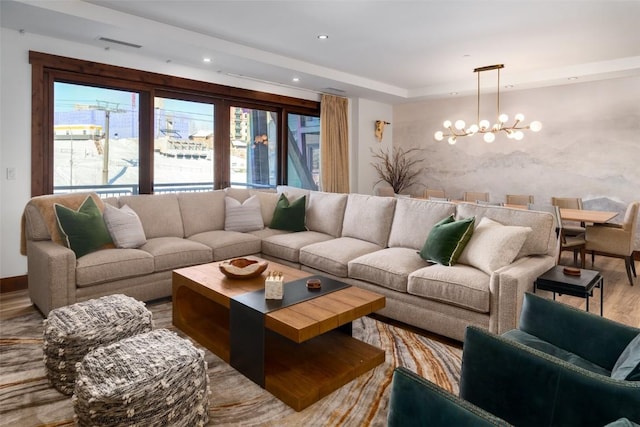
489 255 556 335
461 327 640 427
519 292 640 370
26 240 76 316
388 367 511 427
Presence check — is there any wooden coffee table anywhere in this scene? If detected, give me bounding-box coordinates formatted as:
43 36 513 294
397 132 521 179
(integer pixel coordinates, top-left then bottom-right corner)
172 257 386 411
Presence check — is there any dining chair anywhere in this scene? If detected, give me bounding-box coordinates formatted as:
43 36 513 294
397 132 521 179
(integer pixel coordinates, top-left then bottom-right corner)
423 188 445 199
553 206 586 268
506 194 534 205
586 202 639 286
463 191 489 202
551 196 585 236
373 180 395 197
476 200 504 206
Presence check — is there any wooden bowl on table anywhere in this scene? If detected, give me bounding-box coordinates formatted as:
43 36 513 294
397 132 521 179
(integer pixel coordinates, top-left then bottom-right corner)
219 258 269 280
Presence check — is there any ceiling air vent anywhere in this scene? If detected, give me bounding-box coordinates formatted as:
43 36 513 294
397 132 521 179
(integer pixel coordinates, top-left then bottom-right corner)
98 37 142 49
323 87 346 94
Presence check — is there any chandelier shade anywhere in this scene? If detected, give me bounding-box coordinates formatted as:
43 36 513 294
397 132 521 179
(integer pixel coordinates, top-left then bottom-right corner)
434 64 541 144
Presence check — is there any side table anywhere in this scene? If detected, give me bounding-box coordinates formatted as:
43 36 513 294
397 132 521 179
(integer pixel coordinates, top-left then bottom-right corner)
534 266 604 316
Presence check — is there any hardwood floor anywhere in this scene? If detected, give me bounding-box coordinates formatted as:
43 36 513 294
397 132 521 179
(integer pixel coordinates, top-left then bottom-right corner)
1 255 637 328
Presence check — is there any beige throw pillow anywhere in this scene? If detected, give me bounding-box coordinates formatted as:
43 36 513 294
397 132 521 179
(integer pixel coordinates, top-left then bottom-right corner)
103 204 147 249
224 195 264 232
458 216 532 275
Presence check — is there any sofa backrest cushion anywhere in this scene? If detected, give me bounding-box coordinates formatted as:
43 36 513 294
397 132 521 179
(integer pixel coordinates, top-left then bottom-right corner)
306 191 348 237
249 190 279 227
342 194 396 247
177 190 226 237
388 198 457 249
455 203 555 258
119 194 184 239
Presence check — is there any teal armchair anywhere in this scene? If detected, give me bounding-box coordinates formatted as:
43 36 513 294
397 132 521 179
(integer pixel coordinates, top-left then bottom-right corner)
388 292 640 427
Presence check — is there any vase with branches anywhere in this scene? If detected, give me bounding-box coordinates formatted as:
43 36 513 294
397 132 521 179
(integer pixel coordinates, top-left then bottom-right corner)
371 147 424 194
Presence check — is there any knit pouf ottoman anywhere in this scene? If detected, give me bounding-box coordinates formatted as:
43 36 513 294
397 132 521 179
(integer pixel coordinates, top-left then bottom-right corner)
43 294 153 395
73 329 210 427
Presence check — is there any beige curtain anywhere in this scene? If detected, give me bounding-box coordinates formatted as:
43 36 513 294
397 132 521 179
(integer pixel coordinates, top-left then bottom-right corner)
320 94 349 193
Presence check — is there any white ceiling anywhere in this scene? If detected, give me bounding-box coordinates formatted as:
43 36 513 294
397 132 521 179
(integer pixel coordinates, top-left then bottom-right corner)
2 0 640 103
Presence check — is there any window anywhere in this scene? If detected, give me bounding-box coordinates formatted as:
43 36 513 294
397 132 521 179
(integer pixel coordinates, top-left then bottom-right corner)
154 97 214 193
229 106 278 189
30 51 320 197
287 113 320 190
53 82 140 195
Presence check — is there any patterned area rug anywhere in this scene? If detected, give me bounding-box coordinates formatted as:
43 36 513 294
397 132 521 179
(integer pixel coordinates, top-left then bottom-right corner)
0 299 462 426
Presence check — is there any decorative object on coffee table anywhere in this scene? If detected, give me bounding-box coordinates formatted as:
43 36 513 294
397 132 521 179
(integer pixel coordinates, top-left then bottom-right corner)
74 329 209 427
534 265 604 316
306 278 322 290
43 294 152 395
219 257 268 279
265 271 284 299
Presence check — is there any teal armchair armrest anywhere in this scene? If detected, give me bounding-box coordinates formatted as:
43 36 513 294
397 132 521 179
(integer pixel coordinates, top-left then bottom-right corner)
388 367 511 427
519 292 640 369
460 326 640 427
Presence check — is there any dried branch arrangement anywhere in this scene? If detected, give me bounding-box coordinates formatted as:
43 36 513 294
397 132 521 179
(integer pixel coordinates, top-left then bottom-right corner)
371 147 424 194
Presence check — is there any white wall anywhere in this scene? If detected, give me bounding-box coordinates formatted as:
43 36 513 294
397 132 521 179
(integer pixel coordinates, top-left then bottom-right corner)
0 28 330 278
352 98 394 194
394 76 640 249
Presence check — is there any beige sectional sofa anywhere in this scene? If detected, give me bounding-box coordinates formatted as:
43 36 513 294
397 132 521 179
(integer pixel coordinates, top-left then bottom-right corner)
22 186 557 341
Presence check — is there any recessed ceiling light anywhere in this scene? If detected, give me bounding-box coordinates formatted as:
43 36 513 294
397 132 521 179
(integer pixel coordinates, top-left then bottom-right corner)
449 92 458 96
568 76 578 80
317 34 329 40
292 77 300 82
203 57 212 63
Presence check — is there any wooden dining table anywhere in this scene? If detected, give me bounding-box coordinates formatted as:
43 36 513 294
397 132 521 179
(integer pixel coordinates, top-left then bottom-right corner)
559 208 618 224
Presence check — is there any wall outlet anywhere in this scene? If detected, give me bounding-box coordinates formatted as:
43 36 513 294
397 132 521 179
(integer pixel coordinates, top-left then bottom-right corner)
6 167 16 180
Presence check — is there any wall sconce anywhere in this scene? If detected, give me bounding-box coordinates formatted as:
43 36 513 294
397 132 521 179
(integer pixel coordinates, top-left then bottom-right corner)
375 120 391 142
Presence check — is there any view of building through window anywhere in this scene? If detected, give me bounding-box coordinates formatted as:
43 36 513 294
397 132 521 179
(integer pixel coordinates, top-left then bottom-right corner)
53 82 320 195
53 82 140 195
154 97 214 192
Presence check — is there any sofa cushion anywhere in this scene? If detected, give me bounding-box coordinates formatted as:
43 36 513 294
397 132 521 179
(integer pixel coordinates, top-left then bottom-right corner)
262 231 334 263
76 248 155 287
139 237 212 272
502 329 611 377
306 191 348 237
611 333 640 381
270 194 307 232
224 195 264 232
388 198 457 250
120 194 184 239
458 217 532 275
407 264 490 313
188 230 262 261
103 204 147 249
54 196 113 258
419 215 475 266
249 190 279 227
300 237 383 277
348 247 429 293
225 187 252 203
342 194 396 247
456 203 555 258
177 190 226 237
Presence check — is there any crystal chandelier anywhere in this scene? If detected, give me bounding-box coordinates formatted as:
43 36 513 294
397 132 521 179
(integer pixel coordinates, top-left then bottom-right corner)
434 64 541 144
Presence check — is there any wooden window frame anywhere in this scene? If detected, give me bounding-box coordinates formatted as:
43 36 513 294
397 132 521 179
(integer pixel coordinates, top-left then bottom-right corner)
29 51 319 196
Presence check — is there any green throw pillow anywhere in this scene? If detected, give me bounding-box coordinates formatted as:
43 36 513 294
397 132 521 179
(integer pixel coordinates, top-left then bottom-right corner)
419 215 475 266
54 196 113 258
270 194 306 232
